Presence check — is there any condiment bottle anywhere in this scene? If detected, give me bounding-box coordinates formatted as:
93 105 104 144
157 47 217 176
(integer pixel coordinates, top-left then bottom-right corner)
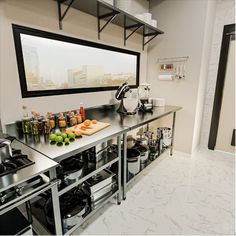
58 112 67 128
31 111 37 120
66 112 71 126
43 116 51 134
70 112 77 126
79 102 85 122
47 112 55 129
31 120 39 135
75 110 82 124
36 112 44 132
22 105 32 134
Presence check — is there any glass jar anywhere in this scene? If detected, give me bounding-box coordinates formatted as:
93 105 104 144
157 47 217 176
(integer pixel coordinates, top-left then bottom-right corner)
66 112 71 126
75 111 82 124
22 117 32 134
48 112 55 129
37 115 44 132
43 117 51 134
31 120 39 135
70 112 77 126
58 113 67 128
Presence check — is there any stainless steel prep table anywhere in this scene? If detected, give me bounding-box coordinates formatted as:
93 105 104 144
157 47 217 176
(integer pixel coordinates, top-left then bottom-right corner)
5 104 182 235
6 105 181 162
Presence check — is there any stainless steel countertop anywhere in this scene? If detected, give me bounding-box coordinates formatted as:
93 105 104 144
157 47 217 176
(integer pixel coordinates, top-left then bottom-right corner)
6 105 182 162
0 139 58 192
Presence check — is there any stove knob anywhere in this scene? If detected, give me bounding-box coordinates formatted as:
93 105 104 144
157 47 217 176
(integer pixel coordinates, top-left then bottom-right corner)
16 187 23 196
0 194 5 204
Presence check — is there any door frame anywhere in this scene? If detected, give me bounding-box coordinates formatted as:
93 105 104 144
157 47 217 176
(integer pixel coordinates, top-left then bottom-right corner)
208 23 235 150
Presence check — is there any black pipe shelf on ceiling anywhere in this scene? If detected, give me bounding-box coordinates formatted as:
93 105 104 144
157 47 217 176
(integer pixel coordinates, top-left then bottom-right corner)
56 0 164 50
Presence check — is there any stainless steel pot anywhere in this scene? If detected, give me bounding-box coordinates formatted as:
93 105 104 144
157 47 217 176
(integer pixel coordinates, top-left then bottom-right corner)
0 139 12 164
127 149 140 175
59 157 84 184
62 206 86 229
64 167 84 183
135 145 149 164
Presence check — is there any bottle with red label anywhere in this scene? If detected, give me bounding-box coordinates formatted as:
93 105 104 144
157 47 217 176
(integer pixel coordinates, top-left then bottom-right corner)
79 102 86 122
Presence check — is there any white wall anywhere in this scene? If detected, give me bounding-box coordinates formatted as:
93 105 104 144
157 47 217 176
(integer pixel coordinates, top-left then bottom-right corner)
200 0 235 148
0 0 147 130
191 0 216 153
148 0 214 154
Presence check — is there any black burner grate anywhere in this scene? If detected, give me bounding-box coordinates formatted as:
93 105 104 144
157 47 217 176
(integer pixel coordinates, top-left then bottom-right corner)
0 149 34 177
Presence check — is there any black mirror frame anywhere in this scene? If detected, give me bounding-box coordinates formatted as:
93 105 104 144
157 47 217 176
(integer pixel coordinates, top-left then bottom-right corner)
208 23 235 150
12 24 140 98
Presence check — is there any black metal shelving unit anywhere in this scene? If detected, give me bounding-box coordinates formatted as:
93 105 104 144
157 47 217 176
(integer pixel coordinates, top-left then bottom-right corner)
56 0 164 49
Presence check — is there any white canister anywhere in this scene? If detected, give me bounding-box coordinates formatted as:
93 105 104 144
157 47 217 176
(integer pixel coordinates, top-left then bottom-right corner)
114 0 132 13
151 19 157 28
103 0 114 5
152 98 165 107
134 14 144 21
143 13 152 24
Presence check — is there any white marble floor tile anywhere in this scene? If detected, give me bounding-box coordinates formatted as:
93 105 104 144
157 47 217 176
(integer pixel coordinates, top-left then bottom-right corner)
73 149 235 235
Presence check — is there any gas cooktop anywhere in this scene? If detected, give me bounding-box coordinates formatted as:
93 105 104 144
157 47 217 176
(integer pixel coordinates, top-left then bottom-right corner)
0 148 34 177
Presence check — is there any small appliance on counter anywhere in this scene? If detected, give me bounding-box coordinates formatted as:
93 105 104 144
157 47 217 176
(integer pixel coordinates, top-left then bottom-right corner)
152 98 166 107
138 83 153 112
123 90 139 115
115 82 139 115
115 82 131 114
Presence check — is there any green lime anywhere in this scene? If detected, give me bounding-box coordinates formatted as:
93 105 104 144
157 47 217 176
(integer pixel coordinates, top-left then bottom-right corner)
49 134 56 142
61 133 67 140
56 131 62 136
64 138 70 144
68 133 75 140
55 136 63 143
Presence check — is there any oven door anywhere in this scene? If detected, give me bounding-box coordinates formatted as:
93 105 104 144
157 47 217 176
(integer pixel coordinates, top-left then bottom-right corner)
0 208 33 235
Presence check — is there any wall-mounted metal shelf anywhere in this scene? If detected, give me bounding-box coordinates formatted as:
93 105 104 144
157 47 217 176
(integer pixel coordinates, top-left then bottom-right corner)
57 0 164 49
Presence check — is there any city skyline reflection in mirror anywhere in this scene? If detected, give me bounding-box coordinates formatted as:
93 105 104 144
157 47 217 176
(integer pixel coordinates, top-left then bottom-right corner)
12 25 140 97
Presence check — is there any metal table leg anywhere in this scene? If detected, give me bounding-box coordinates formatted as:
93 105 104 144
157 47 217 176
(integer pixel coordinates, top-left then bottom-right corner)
49 168 63 235
123 132 127 200
25 200 33 224
117 135 121 205
170 112 176 156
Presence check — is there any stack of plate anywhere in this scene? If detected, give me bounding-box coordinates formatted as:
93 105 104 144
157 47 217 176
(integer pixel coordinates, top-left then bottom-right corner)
85 169 116 210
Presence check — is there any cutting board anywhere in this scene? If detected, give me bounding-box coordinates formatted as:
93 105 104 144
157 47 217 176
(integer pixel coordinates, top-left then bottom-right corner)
66 121 110 135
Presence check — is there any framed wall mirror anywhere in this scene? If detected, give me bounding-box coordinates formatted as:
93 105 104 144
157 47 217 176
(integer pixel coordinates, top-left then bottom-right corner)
208 23 235 152
12 24 140 98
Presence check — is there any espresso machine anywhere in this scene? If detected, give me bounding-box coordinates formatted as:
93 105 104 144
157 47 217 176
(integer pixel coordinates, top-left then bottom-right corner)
138 83 153 112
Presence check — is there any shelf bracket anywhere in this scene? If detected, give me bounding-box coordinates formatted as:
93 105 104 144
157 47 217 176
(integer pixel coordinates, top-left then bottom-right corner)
57 0 75 30
124 15 143 46
97 2 119 40
142 25 159 50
